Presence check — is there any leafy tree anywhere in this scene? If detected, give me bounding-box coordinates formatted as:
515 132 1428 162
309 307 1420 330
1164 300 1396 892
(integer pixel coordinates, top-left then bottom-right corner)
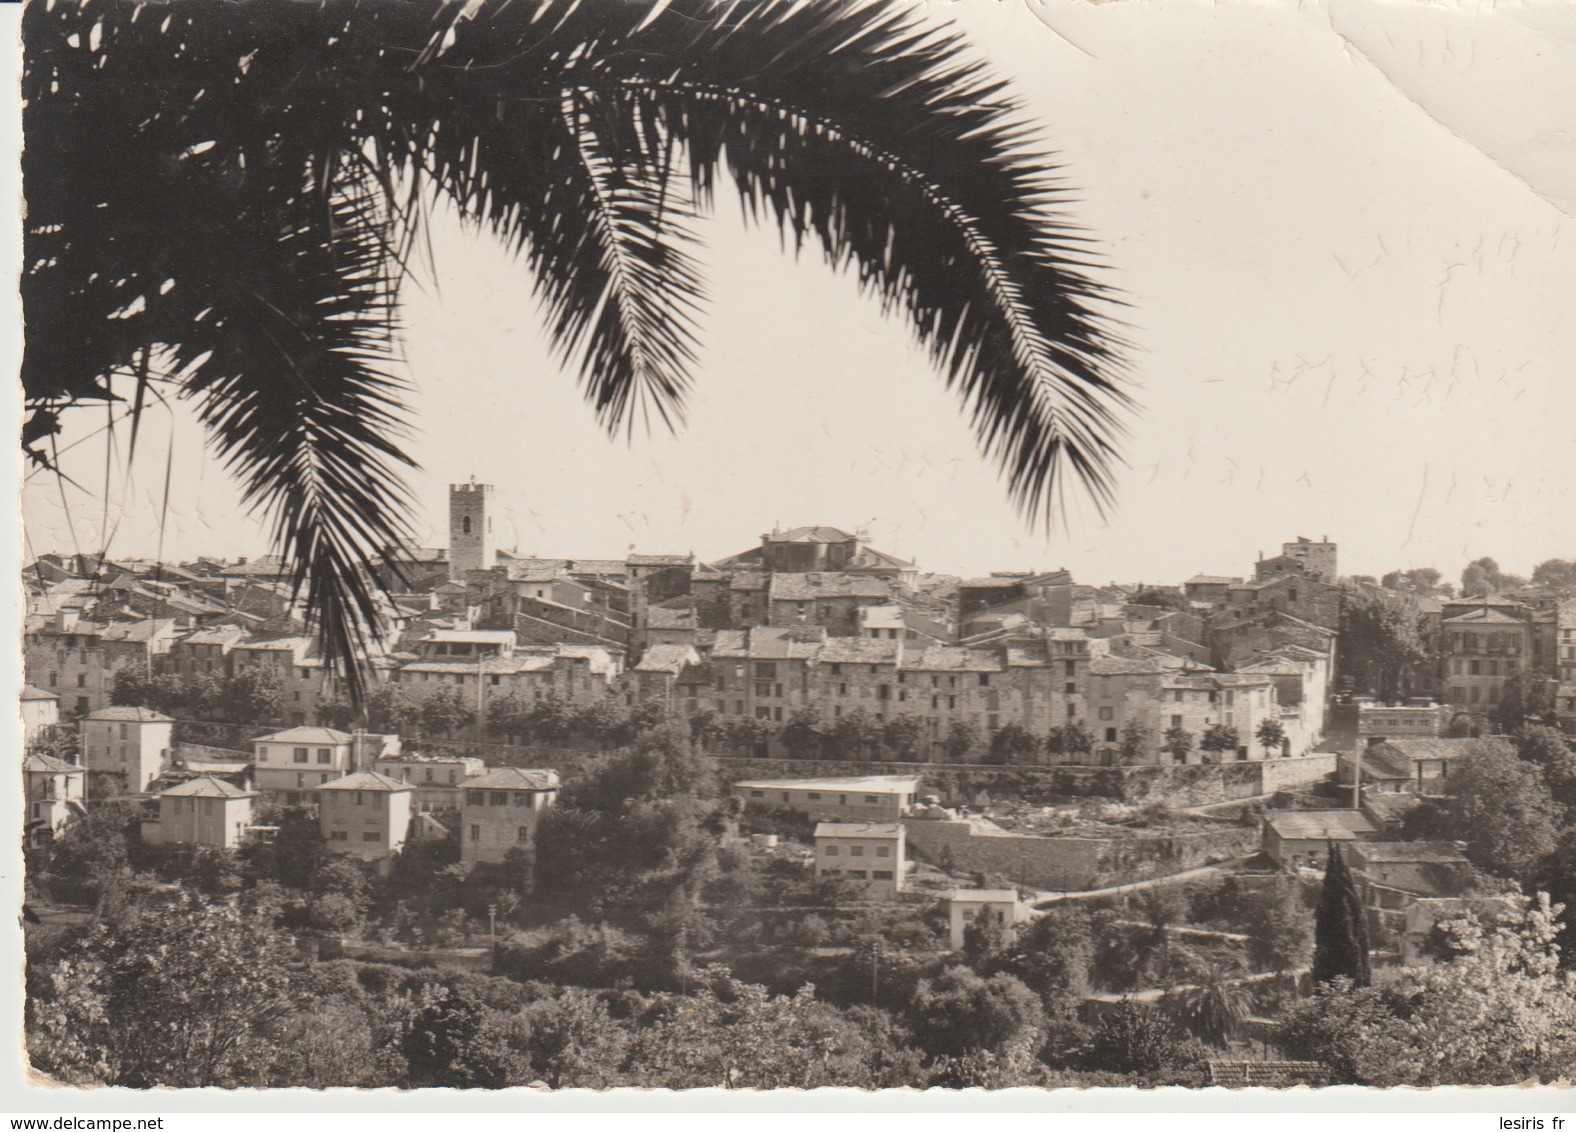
24 0 1128 691
717 716 772 756
1255 716 1287 758
400 984 529 1088
905 966 1044 1059
1280 898 1576 1086
941 720 980 763
779 708 825 760
1241 876 1314 983
686 709 719 751
988 906 1106 1018
827 709 883 762
1080 999 1204 1080
28 893 295 1087
417 685 477 738
1117 719 1152 765
1492 670 1556 734
1461 557 1525 597
1313 844 1370 988
881 714 928 761
1161 725 1194 764
1530 558 1576 591
1198 723 1239 763
1337 586 1431 701
221 665 285 725
988 722 1041 765
363 683 422 736
1402 739 1560 880
1045 721 1094 762
42 797 144 896
1513 725 1576 812
1380 567 1442 594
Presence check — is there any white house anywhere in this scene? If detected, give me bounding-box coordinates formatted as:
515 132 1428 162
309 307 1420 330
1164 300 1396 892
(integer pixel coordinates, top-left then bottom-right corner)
252 726 355 804
813 821 906 900
21 685 60 748
460 767 561 868
943 889 1030 951
23 752 86 846
79 705 173 792
142 776 257 850
315 771 415 861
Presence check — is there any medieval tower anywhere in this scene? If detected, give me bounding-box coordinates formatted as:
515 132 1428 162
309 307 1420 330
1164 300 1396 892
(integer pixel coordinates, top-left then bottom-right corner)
449 479 495 579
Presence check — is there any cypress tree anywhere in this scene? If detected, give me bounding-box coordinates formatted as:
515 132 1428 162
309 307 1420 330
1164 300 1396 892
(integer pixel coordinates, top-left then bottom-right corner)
1312 842 1371 987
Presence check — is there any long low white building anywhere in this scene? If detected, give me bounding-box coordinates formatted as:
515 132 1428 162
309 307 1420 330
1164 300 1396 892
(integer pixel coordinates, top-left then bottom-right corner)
732 774 922 822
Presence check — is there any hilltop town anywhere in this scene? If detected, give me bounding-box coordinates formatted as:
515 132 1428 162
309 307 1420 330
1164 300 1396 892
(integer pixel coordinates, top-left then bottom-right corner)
20 487 1576 1089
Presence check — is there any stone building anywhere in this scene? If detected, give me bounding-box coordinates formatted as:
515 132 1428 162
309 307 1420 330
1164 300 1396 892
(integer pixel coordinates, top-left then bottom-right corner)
449 480 496 580
813 822 906 899
316 771 416 861
23 752 86 846
142 776 257 850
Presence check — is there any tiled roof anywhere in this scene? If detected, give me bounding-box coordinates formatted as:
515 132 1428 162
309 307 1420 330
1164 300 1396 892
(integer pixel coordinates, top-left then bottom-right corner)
1185 575 1241 586
1374 737 1508 762
769 573 891 600
1207 1061 1331 1087
157 775 256 799
24 753 82 774
466 767 561 791
400 656 555 675
897 646 1001 673
315 771 413 792
1350 840 1467 865
254 726 353 745
1442 607 1525 625
1265 810 1378 840
735 774 921 793
626 554 693 566
646 607 696 630
767 526 857 544
814 822 903 838
219 556 290 577
21 684 58 701
421 629 516 644
635 644 701 674
1088 655 1171 676
84 705 173 722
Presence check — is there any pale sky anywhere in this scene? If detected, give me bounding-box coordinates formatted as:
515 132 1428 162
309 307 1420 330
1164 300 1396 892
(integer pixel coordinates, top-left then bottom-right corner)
16 0 1576 586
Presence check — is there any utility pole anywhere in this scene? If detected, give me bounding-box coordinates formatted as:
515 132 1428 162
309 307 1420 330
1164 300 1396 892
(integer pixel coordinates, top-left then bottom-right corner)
488 901 498 943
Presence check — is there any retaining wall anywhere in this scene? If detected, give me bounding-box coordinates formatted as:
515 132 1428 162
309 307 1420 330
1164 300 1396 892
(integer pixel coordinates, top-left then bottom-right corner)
901 817 1259 892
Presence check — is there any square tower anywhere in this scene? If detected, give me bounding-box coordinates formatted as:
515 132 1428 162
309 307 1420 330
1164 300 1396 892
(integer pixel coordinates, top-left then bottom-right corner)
450 480 495 579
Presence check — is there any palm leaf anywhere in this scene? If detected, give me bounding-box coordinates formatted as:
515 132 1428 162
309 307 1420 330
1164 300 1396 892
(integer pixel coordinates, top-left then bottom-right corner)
23 0 1132 696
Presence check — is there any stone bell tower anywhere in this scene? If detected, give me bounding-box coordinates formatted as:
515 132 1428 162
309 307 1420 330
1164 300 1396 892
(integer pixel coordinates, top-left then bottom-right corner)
449 479 495 579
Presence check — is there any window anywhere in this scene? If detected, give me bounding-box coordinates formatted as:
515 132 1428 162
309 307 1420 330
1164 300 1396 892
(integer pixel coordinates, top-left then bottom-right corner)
1099 706 1114 721
362 831 381 842
470 824 481 842
462 515 471 535
76 673 86 688
979 674 990 688
864 795 879 805
355 792 365 806
518 826 532 842
466 790 484 806
1064 660 1077 677
848 870 867 880
514 793 529 807
749 790 764 798
317 749 332 764
293 747 309 764
755 662 777 679
118 723 128 740
807 792 822 801
872 870 893 880
875 845 890 858
1105 728 1118 743
490 793 508 807
1171 715 1183 728
1173 691 1184 703
329 830 349 841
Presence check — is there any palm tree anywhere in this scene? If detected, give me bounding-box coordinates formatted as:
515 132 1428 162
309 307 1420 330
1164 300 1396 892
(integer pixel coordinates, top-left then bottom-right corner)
1162 950 1251 1050
23 0 1129 691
